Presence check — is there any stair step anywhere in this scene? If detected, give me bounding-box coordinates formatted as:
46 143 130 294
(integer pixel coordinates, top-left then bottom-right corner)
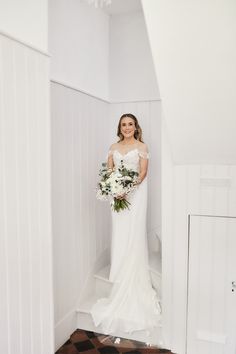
94 252 161 283
94 264 111 282
77 310 104 334
77 293 99 313
95 275 113 297
92 253 162 298
76 253 163 346
76 309 163 347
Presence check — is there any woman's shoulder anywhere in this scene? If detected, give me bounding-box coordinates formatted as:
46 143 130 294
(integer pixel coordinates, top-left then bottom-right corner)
107 143 119 157
137 141 148 151
109 142 119 151
137 141 149 159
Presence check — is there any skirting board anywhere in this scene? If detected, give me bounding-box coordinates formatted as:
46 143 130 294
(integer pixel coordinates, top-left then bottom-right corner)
54 308 77 351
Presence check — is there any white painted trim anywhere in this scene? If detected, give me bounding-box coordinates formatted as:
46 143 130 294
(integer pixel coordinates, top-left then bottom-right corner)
50 78 161 103
51 79 110 103
190 214 236 219
0 30 50 57
109 98 161 103
54 308 77 351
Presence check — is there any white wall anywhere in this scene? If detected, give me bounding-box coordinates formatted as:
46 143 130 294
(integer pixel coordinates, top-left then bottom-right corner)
161 117 174 348
142 0 236 164
109 11 160 102
0 0 48 52
170 164 236 354
49 0 110 100
49 2 162 347
0 33 53 354
49 1 160 103
51 82 111 348
142 3 236 349
51 81 162 347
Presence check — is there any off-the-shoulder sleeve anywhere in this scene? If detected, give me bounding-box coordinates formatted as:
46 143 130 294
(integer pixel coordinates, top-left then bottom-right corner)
106 145 115 159
138 144 150 159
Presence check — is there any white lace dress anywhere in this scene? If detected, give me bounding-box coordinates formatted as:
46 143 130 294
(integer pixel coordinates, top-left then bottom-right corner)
90 142 161 336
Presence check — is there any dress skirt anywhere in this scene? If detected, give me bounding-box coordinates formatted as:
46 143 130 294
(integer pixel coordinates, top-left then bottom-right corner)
90 177 161 336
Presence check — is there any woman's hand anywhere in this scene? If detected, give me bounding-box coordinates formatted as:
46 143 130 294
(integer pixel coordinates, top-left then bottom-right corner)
107 169 113 176
134 177 141 186
116 193 126 200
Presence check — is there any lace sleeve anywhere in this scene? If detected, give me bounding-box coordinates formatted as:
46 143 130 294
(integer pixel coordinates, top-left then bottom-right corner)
106 146 115 160
138 144 150 159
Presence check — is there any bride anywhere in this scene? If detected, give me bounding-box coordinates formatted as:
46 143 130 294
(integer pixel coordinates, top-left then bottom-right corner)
90 113 161 336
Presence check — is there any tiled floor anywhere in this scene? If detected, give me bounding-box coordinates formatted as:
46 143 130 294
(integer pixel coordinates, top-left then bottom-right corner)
55 329 174 354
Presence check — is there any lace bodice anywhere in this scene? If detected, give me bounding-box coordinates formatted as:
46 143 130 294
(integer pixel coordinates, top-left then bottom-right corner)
107 142 149 172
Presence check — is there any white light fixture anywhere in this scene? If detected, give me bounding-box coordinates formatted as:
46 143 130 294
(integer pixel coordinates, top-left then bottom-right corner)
85 0 112 8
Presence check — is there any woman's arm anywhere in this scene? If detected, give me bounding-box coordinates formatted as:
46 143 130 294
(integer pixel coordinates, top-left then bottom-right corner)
107 147 124 199
136 144 149 184
136 158 148 184
107 145 114 172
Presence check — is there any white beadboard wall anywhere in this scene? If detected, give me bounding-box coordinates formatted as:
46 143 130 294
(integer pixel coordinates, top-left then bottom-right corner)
170 164 236 354
51 81 162 347
0 33 54 354
51 81 111 348
161 117 174 348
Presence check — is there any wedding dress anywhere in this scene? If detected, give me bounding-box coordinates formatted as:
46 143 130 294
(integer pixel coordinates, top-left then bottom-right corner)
90 142 161 337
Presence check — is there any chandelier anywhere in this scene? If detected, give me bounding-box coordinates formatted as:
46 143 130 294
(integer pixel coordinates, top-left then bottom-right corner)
84 0 112 8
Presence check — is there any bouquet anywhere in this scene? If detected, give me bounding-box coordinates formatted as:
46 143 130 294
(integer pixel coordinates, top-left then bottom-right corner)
96 160 139 212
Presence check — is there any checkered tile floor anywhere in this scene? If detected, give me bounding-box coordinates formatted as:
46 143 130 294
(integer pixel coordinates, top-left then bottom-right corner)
55 329 174 354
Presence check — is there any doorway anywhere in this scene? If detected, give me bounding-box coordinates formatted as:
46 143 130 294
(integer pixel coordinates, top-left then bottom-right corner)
187 215 236 354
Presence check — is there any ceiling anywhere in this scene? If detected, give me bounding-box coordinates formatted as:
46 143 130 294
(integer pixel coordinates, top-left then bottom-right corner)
102 0 142 15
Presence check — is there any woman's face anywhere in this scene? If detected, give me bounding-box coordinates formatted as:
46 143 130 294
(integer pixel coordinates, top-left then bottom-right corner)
120 117 136 139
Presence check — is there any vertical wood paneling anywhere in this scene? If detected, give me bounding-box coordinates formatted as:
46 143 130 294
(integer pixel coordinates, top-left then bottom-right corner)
2 37 21 354
28 49 42 354
0 33 53 354
172 166 189 352
0 36 10 354
37 55 54 354
15 40 31 354
161 118 174 347
51 82 110 334
171 163 236 354
187 216 236 354
149 101 162 239
51 88 162 348
96 100 112 257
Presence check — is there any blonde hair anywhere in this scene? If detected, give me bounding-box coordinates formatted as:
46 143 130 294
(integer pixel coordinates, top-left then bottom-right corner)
117 113 144 143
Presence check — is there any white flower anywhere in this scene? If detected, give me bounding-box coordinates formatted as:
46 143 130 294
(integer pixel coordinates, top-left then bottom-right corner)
96 162 139 211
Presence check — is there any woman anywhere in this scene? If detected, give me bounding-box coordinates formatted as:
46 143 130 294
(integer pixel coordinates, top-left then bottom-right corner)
90 113 161 336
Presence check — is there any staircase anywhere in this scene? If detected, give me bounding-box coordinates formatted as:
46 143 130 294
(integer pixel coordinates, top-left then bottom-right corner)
76 250 162 346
